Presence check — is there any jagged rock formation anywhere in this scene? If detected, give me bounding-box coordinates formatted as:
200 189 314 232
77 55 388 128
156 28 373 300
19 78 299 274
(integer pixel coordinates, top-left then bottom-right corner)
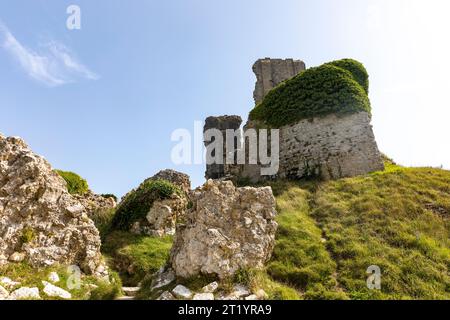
0 134 103 274
150 169 191 194
169 180 277 279
118 169 190 237
253 58 306 104
130 194 187 237
74 190 116 215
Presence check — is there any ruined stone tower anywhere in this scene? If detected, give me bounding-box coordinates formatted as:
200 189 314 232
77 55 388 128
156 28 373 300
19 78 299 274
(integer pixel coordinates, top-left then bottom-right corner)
253 58 306 104
204 58 384 182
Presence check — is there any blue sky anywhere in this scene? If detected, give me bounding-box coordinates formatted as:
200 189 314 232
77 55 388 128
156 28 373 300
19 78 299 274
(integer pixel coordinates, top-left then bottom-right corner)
1 0 449 197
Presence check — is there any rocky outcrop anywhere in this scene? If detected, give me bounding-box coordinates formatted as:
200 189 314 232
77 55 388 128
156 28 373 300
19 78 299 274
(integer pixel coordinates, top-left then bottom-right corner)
130 194 187 237
253 58 306 104
169 180 277 279
74 190 116 215
125 169 190 237
0 134 103 274
150 169 191 194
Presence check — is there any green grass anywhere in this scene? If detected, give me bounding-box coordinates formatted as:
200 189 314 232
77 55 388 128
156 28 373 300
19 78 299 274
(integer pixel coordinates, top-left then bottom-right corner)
55 170 89 195
249 58 370 127
0 263 122 300
244 161 449 300
102 231 173 286
311 166 450 299
95 157 450 300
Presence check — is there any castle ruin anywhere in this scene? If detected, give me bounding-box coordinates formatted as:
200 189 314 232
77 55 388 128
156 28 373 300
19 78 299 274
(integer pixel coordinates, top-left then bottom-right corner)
204 58 384 182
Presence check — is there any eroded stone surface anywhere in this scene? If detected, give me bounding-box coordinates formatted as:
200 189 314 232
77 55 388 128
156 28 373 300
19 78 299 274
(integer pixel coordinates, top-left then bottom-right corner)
8 287 41 300
42 281 72 299
0 134 103 274
253 58 306 104
170 180 277 279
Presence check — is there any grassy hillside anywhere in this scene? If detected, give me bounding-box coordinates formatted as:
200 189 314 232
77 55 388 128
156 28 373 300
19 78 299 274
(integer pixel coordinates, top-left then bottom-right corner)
261 160 450 299
94 160 449 300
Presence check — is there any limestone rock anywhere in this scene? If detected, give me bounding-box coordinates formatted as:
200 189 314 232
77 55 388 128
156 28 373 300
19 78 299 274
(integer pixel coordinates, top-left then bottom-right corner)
245 294 258 300
150 169 191 194
255 289 268 300
74 190 116 216
138 194 187 237
170 180 277 279
0 134 103 274
202 281 219 293
9 252 25 262
232 284 250 298
193 292 214 300
172 284 193 299
48 272 60 283
157 291 175 300
151 269 175 290
8 287 41 300
0 285 9 299
0 277 20 290
42 281 72 299
124 169 190 237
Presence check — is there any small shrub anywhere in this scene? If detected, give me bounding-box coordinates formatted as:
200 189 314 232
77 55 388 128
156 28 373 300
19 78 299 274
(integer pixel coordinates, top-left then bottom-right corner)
111 179 181 230
20 227 35 245
55 170 89 195
249 59 371 128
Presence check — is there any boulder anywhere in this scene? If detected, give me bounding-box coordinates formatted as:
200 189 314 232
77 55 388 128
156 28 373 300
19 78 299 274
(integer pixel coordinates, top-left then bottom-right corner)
202 281 219 293
8 287 41 300
74 190 116 215
170 180 278 279
0 134 103 274
172 284 193 299
42 281 72 299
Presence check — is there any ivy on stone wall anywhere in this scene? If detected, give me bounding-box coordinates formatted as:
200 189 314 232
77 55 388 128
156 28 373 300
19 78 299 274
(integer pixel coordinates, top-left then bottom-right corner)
249 59 371 128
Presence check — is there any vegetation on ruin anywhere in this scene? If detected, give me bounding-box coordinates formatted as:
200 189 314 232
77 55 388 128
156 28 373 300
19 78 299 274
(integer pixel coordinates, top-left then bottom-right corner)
111 179 182 230
55 170 89 195
249 58 371 127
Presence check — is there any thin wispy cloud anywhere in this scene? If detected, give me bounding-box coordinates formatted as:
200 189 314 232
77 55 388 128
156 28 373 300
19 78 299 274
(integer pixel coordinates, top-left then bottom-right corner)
0 22 99 86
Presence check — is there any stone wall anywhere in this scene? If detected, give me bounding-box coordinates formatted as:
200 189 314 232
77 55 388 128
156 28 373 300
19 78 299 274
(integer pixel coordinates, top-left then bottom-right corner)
204 115 242 179
204 58 384 182
277 111 384 180
253 58 306 104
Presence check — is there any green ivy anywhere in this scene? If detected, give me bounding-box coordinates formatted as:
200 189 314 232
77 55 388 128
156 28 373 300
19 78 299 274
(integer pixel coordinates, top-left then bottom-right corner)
55 170 89 195
111 179 182 231
249 59 371 128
